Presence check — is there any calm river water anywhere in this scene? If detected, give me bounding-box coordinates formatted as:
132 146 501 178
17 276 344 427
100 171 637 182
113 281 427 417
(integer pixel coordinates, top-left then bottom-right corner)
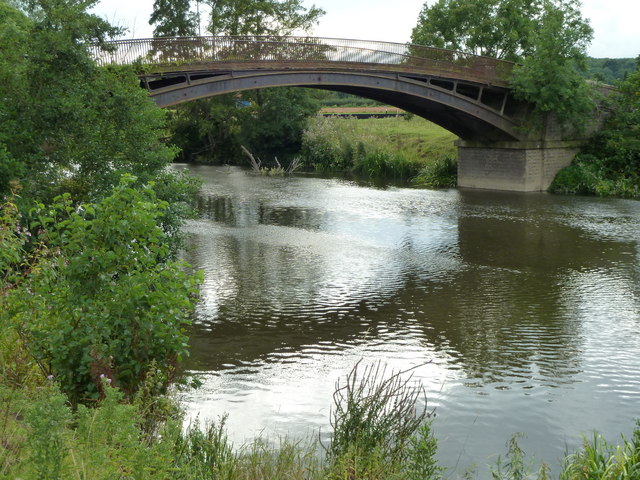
176 164 640 476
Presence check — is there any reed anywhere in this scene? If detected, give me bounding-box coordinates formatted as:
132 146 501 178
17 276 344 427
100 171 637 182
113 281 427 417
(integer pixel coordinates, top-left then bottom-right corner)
300 116 457 182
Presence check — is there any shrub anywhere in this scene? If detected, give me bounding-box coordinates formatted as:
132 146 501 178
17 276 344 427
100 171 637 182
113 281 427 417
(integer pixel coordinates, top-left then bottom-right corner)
550 153 640 198
300 116 350 171
326 360 434 477
2 176 201 404
413 157 458 188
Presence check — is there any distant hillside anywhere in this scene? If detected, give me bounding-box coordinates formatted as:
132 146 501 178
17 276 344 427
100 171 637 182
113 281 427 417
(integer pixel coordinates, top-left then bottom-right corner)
585 57 637 84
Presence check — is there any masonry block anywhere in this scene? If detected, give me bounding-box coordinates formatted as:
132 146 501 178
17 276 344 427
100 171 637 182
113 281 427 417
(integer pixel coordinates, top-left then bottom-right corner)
457 142 578 192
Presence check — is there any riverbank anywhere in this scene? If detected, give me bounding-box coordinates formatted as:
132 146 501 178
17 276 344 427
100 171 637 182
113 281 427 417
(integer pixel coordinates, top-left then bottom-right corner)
4 171 640 479
2 379 638 479
300 115 458 186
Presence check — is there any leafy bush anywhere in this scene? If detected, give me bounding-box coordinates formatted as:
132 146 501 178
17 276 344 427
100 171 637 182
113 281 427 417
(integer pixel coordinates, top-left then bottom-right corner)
2 176 201 404
551 65 640 198
549 154 602 195
550 153 640 198
300 116 351 171
413 157 458 188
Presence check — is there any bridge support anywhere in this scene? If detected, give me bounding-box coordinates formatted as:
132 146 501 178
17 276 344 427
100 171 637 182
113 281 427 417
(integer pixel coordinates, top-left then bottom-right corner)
456 140 580 192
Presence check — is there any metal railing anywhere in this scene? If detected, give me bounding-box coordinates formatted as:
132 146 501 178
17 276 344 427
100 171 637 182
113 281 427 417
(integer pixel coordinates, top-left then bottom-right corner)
89 36 514 85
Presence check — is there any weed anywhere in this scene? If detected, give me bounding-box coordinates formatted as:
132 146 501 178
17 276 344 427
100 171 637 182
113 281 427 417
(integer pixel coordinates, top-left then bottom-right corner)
413 156 458 188
326 360 433 476
559 422 640 479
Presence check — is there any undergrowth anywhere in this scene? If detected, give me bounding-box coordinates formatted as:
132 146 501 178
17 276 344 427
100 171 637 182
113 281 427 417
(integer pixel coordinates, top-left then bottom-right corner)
300 116 457 184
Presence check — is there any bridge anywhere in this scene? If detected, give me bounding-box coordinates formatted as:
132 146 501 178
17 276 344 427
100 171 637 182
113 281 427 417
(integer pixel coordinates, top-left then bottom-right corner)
92 36 589 192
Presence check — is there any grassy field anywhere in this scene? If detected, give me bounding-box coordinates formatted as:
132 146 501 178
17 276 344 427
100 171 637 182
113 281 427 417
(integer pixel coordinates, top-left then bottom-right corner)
354 116 458 160
300 116 459 186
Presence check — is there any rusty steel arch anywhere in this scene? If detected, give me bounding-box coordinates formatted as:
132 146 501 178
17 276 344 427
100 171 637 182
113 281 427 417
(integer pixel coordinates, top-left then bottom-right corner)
147 70 522 142
92 36 527 142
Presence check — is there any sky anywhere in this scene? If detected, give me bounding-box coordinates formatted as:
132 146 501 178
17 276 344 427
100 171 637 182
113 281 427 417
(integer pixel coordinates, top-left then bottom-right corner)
90 0 640 59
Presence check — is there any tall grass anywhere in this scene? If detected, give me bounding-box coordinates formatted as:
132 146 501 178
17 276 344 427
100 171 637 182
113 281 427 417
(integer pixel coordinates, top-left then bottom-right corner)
300 116 457 184
412 156 458 188
489 426 640 480
326 360 440 479
559 423 640 479
1 357 639 479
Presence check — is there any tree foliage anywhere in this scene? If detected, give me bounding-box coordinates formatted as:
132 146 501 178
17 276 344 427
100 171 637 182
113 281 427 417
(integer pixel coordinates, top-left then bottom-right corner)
509 0 595 129
149 0 198 37
156 0 324 165
411 0 595 131
411 0 541 61
238 87 321 159
550 64 640 197
207 0 324 36
585 57 638 84
0 0 179 201
2 177 201 404
168 94 247 162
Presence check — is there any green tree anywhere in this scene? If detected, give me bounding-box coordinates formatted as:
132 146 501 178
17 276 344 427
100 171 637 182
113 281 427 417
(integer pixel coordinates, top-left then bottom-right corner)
168 94 248 162
550 64 640 197
207 0 324 36
0 0 179 201
410 0 541 61
149 0 197 37
162 0 324 165
0 4 30 193
510 0 594 129
588 66 640 176
239 87 321 160
411 0 594 130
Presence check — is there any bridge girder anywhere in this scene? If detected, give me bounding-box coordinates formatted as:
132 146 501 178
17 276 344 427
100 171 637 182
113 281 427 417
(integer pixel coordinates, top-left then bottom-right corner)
143 70 528 143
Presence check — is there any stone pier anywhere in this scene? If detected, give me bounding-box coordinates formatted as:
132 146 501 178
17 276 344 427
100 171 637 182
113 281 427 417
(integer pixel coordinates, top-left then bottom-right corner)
456 140 580 192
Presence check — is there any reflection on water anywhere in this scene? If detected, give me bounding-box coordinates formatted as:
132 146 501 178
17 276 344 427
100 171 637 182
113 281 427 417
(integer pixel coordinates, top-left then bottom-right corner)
178 165 640 476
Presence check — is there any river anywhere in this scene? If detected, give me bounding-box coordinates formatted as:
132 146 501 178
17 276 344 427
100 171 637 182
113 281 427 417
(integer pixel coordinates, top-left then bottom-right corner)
176 164 640 476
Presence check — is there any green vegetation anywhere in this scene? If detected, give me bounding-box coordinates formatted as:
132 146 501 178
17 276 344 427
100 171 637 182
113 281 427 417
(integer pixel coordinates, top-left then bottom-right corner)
411 0 540 61
326 361 441 479
585 57 637 84
2 179 201 405
2 0 639 476
151 0 324 167
149 0 198 37
206 0 324 36
1 0 200 415
509 0 595 131
411 0 639 197
0 1 190 203
412 0 595 131
489 426 640 480
550 61 640 198
300 116 458 186
1 326 442 479
3 350 639 479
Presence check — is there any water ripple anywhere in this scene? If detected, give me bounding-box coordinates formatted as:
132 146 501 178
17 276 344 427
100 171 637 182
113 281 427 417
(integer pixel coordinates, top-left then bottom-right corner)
178 166 640 477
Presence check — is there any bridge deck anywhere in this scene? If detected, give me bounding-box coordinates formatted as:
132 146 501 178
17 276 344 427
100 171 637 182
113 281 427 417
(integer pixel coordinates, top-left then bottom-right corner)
91 36 514 88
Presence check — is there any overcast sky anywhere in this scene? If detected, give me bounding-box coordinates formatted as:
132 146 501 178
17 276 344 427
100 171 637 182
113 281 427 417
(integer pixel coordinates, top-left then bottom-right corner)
90 0 640 58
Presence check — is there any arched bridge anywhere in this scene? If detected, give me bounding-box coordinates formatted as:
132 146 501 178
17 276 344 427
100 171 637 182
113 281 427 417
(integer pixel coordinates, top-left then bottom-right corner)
92 36 588 192
93 36 524 143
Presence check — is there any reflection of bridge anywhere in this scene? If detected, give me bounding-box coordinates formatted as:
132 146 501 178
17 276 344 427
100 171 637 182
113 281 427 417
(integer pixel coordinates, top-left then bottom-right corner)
92 36 590 192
